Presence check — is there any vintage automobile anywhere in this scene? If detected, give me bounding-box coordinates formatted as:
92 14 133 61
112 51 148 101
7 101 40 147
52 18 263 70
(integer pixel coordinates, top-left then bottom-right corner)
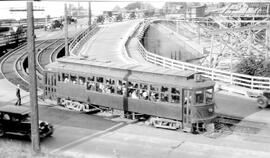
44 19 63 31
257 91 270 108
0 105 54 139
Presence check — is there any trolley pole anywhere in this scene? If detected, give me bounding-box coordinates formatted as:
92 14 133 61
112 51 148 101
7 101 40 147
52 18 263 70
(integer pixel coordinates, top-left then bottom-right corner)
64 3 69 56
27 1 40 154
88 2 91 26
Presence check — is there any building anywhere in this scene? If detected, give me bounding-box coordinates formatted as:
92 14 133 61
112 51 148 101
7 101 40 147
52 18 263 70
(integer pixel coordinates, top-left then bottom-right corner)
186 5 206 19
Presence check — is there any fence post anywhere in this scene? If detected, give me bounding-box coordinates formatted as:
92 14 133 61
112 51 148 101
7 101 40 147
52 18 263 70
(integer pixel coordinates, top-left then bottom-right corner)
230 73 233 85
211 70 214 80
163 58 165 68
251 78 253 89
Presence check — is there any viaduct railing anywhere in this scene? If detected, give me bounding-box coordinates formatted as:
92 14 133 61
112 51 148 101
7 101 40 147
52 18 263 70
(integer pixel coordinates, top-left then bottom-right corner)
135 20 270 95
69 24 98 56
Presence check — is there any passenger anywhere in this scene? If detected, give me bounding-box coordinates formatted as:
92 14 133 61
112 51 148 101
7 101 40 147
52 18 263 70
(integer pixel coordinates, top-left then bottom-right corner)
79 79 84 85
142 91 148 100
90 82 96 91
105 85 112 94
116 85 122 95
150 92 156 102
64 78 69 83
131 90 139 99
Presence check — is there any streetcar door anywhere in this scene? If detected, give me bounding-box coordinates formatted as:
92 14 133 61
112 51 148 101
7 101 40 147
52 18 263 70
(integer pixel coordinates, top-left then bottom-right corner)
44 72 57 100
182 89 192 132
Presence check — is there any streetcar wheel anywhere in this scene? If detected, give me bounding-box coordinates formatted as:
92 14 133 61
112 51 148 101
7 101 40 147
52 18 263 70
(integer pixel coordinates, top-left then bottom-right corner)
257 98 268 108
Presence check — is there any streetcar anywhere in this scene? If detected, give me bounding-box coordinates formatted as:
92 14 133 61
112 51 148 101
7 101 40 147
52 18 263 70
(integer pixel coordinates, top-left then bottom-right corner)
43 56 216 133
0 25 26 51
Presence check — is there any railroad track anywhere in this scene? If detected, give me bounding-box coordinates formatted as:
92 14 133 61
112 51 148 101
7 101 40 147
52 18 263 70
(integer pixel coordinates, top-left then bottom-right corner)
204 114 267 138
0 39 57 91
37 39 65 70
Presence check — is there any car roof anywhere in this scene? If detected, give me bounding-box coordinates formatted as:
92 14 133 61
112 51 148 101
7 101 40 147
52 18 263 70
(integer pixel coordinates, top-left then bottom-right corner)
0 106 30 115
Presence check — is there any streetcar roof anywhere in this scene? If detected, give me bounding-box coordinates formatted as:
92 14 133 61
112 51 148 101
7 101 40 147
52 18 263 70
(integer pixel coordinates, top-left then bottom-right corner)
55 56 195 76
46 56 215 88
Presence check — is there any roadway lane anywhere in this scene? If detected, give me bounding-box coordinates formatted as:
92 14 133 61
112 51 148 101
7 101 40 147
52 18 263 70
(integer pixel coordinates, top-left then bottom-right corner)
58 123 270 158
78 20 141 63
215 92 261 118
38 105 119 151
35 18 88 41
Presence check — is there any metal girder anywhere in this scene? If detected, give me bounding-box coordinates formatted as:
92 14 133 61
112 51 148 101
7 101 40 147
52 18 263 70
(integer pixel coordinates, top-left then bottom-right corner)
210 25 268 35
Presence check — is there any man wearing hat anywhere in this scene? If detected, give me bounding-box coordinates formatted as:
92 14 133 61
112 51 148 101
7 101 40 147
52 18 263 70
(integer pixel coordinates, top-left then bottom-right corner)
15 84 21 106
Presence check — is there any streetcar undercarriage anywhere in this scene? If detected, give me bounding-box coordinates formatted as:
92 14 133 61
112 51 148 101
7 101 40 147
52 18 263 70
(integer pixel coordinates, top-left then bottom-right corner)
56 98 214 133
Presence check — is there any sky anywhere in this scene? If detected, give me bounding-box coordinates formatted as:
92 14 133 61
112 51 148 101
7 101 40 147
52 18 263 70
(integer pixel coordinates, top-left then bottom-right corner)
0 1 165 20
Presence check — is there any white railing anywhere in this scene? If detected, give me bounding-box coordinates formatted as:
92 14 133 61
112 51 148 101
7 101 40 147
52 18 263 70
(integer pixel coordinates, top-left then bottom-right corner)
69 24 98 56
135 20 270 93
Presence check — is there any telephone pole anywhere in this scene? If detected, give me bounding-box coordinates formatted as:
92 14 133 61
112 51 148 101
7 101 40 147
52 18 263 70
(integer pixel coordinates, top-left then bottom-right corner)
64 3 69 56
27 1 40 154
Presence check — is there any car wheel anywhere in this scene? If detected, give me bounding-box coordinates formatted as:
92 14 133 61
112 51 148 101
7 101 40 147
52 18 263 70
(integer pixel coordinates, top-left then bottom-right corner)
257 98 268 108
27 133 31 141
0 127 4 137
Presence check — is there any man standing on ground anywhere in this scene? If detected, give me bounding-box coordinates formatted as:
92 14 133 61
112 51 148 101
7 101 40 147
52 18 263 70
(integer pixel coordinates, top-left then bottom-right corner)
15 84 21 106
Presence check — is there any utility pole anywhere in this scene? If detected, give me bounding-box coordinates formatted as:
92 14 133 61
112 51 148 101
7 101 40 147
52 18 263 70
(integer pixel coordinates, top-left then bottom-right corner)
27 1 40 154
88 2 91 26
64 3 69 56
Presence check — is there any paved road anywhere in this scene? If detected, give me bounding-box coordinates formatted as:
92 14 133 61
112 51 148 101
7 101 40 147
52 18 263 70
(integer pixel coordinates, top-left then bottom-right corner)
35 18 88 41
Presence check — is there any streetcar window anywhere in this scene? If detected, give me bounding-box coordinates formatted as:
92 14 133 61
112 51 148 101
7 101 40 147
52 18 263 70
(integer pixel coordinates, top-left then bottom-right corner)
96 77 104 83
161 93 169 102
171 95 180 103
106 78 115 85
58 74 61 82
139 90 149 100
150 92 159 102
86 81 95 91
161 86 168 92
62 73 69 82
96 83 104 93
70 74 77 84
171 88 180 94
149 84 159 102
53 77 56 86
78 76 86 85
150 85 159 91
88 76 95 81
171 87 180 103
195 90 204 104
45 74 47 85
47 77 51 85
105 78 115 94
129 82 138 88
130 89 139 99
116 80 126 95
206 88 213 103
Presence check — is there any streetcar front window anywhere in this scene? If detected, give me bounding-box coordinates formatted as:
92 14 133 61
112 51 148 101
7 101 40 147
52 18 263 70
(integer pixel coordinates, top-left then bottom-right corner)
195 90 204 104
206 88 213 103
